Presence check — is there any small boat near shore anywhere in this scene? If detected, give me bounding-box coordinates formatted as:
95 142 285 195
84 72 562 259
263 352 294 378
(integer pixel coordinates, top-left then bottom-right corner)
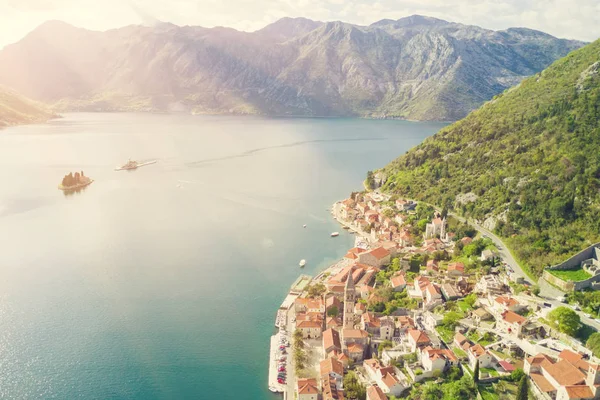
115 158 157 171
331 232 339 237
299 259 306 267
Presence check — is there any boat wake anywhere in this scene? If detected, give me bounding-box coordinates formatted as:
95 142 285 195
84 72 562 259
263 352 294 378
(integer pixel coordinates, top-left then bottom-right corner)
185 137 385 167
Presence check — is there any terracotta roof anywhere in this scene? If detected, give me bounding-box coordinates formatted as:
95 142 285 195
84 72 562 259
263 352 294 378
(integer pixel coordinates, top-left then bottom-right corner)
397 316 415 328
473 308 491 317
381 372 399 388
354 303 366 312
527 353 554 366
342 329 369 339
426 283 441 296
448 262 465 272
326 317 342 327
326 296 342 309
454 332 469 345
297 378 319 395
531 372 556 393
347 342 364 353
498 360 515 372
322 375 344 400
369 247 390 260
544 359 586 386
563 385 594 399
408 329 431 344
501 310 527 325
362 313 381 328
323 328 341 351
469 344 486 357
344 251 359 260
495 296 519 307
425 348 458 362
559 349 584 363
297 320 322 329
366 385 387 400
320 357 344 377
391 275 406 288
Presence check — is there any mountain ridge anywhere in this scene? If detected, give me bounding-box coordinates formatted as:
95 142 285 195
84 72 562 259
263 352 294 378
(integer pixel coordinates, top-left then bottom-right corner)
0 86 57 128
0 15 586 121
379 39 600 276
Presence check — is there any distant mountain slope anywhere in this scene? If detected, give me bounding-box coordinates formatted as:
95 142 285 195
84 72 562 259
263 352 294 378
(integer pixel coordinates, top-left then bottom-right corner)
0 16 585 121
0 86 56 128
380 39 600 276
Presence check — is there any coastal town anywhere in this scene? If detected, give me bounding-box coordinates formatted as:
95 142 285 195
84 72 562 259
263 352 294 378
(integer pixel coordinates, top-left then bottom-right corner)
268 190 600 400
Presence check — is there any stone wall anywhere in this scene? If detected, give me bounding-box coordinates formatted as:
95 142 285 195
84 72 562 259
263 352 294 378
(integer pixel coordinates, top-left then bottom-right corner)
542 270 600 292
543 243 600 292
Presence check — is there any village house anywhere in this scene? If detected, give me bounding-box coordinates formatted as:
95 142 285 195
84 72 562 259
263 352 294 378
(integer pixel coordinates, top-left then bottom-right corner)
321 375 345 400
326 295 342 315
492 296 527 315
423 311 444 331
326 316 343 330
295 297 325 314
366 385 388 400
320 357 344 389
447 262 465 277
481 249 497 262
342 329 369 362
361 312 380 335
396 199 416 211
296 378 319 400
357 203 369 214
363 359 405 397
409 276 431 299
396 316 416 335
424 283 443 305
344 247 367 261
453 332 470 349
475 275 508 296
525 350 600 400
379 316 396 341
441 283 462 301
421 347 459 374
407 329 432 353
296 318 323 339
496 310 527 337
472 307 494 324
426 259 440 273
358 247 391 268
391 273 407 292
323 328 342 354
461 237 473 246
424 216 446 240
467 344 495 369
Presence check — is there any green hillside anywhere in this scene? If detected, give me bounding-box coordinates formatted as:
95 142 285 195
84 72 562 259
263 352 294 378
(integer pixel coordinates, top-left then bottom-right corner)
0 87 56 128
380 39 600 277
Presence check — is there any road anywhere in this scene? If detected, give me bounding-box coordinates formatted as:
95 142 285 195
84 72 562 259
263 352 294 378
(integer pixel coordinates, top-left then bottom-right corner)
448 212 565 299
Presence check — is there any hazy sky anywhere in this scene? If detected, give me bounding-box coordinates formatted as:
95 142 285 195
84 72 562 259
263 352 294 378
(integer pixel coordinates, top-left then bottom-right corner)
1 0 599 48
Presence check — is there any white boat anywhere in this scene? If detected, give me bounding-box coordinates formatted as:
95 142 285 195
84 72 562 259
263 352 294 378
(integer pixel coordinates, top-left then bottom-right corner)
303 224 307 228
299 259 306 267
331 232 339 237
115 158 157 171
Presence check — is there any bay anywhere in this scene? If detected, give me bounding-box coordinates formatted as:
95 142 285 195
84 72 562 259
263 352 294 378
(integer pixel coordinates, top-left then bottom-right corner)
0 113 445 399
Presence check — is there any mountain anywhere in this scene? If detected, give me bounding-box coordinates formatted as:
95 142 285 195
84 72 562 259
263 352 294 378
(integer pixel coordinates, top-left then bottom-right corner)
0 16 585 121
379 39 600 276
0 86 56 128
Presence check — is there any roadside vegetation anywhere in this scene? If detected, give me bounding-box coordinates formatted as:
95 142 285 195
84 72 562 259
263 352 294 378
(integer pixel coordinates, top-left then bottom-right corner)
379 39 600 277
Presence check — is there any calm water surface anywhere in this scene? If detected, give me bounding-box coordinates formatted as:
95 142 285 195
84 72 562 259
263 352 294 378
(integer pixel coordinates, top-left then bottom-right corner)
0 113 445 399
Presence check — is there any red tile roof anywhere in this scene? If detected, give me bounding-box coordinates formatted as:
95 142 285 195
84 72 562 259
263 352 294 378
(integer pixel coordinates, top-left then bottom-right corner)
544 359 586 386
530 373 556 393
390 274 406 288
323 328 341 351
495 296 519 307
369 247 390 260
563 385 594 399
408 329 431 344
366 385 387 400
297 378 319 395
320 357 344 377
501 310 527 325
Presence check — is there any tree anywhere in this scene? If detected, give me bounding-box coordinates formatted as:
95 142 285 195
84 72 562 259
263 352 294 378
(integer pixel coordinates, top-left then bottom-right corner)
496 380 507 394
547 306 581 336
587 332 600 357
307 283 326 298
343 371 366 400
327 305 339 317
531 285 541 296
463 293 477 309
516 375 528 400
473 360 480 383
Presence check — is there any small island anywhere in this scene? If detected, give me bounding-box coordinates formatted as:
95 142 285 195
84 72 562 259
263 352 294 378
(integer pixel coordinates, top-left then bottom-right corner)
58 171 93 191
